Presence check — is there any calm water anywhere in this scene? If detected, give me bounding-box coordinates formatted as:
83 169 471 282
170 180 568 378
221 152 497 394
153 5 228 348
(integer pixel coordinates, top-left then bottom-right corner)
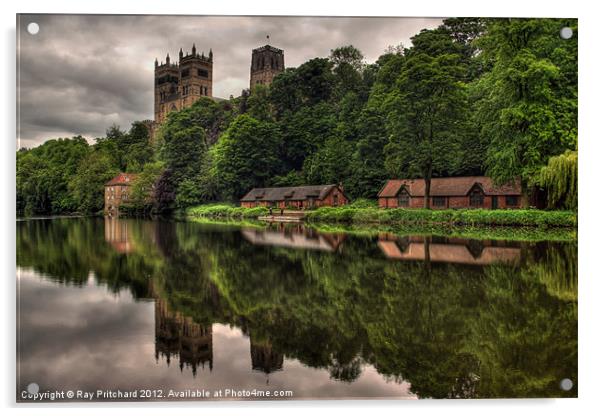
16 218 577 401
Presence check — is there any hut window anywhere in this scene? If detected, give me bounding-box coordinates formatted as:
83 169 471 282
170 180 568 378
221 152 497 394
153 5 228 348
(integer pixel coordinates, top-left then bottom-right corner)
397 193 409 207
333 194 339 206
505 196 519 206
432 196 446 207
469 189 484 207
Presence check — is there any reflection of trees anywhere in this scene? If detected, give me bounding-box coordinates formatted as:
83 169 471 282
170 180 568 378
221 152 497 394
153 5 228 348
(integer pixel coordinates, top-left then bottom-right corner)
17 218 577 398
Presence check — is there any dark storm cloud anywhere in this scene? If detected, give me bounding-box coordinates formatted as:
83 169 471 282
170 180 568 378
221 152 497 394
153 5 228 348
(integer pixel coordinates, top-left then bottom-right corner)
17 14 442 147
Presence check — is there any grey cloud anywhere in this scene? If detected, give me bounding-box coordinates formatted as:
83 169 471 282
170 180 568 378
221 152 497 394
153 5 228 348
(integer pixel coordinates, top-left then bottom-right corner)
17 14 442 147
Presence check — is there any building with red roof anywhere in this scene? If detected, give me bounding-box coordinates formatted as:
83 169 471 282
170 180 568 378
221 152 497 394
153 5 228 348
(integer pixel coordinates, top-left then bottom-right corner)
377 176 523 209
104 173 138 216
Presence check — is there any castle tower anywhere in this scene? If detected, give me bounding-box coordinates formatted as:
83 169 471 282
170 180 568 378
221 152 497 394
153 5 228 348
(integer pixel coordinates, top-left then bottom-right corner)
250 43 284 89
154 44 213 125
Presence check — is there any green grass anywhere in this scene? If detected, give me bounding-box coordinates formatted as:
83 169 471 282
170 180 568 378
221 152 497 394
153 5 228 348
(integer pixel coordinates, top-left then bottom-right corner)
187 203 269 219
187 203 576 229
305 207 576 228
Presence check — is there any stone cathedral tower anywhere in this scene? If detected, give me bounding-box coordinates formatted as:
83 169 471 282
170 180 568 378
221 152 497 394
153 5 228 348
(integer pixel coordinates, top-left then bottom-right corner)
250 43 284 89
154 44 213 125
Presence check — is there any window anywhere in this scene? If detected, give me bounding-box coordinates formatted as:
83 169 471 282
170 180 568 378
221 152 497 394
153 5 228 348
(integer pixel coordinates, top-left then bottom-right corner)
333 194 339 206
397 193 409 207
181 68 190 78
505 196 519 207
198 68 209 78
469 191 484 207
432 196 446 207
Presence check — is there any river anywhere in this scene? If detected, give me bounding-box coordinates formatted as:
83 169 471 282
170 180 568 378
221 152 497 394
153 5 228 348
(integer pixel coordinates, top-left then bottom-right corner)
16 217 577 401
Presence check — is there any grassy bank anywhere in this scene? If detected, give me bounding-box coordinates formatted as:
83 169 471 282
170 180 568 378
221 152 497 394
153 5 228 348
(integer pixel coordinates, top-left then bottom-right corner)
187 203 576 228
184 215 575 242
187 203 269 219
305 207 576 228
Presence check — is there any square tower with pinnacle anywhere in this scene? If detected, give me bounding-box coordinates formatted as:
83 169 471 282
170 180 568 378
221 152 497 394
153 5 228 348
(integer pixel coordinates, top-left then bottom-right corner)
250 44 284 89
154 43 213 125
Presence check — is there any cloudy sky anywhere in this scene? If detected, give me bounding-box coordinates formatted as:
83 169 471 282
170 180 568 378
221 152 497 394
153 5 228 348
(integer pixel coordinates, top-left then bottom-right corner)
17 14 442 148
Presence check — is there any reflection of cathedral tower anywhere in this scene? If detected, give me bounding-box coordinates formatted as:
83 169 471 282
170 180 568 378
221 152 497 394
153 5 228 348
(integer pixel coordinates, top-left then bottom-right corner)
154 297 213 376
250 338 283 374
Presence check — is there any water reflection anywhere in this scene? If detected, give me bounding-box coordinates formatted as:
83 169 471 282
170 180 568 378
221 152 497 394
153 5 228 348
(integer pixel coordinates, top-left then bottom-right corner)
242 223 346 252
16 218 577 400
377 234 521 265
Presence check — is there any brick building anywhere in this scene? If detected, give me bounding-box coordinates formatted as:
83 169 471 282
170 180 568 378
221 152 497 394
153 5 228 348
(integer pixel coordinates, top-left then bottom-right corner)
104 173 137 216
240 184 347 209
377 176 523 209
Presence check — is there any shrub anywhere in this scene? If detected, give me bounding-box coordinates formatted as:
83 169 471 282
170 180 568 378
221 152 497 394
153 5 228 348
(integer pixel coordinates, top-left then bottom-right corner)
187 204 268 219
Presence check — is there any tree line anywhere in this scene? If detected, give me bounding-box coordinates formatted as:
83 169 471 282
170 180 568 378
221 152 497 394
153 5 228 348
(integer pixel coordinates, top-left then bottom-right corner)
16 18 578 217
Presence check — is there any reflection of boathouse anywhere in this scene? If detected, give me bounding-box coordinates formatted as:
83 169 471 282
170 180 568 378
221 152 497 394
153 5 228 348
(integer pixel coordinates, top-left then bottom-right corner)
378 235 521 265
154 297 213 376
241 224 346 252
104 217 134 253
250 339 284 374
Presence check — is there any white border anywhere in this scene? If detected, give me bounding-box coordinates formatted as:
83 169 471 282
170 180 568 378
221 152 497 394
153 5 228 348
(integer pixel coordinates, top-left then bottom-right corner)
3 1 600 415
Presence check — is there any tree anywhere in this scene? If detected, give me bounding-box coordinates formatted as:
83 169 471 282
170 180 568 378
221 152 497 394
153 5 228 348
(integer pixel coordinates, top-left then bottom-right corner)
246 84 273 122
474 19 578 188
16 137 90 215
384 29 470 208
212 115 282 201
128 161 164 214
153 169 176 215
69 150 119 214
296 58 335 105
539 150 577 210
280 102 337 171
303 136 353 185
122 121 153 172
158 105 208 188
329 45 365 100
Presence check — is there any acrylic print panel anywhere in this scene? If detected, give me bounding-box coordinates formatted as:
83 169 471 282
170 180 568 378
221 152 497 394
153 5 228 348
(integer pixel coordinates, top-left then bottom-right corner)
16 14 578 402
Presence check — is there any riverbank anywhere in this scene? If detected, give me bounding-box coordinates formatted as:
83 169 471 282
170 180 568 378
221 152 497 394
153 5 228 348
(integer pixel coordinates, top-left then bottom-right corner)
188 216 576 242
186 204 576 229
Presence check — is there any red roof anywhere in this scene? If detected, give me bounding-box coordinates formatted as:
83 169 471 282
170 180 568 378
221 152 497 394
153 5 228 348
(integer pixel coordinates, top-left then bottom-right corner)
241 185 343 202
105 173 138 186
378 176 521 198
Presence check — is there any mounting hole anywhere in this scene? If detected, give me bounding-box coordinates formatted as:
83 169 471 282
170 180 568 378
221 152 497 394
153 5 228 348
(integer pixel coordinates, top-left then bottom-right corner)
560 378 573 391
560 27 573 40
27 22 40 35
27 382 39 394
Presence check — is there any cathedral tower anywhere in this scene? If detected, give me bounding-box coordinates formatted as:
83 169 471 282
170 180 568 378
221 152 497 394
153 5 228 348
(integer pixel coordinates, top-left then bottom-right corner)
154 44 213 125
250 43 284 89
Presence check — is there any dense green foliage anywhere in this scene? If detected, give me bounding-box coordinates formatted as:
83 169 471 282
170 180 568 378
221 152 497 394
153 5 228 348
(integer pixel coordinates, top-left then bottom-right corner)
17 218 577 398
17 122 152 216
18 18 577 215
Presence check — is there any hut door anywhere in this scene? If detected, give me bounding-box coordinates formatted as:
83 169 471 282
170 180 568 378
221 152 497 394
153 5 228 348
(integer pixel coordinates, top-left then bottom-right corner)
492 196 498 209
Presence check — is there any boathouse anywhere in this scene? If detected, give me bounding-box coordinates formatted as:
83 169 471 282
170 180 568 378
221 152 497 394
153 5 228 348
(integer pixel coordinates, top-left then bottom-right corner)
240 184 348 209
377 176 523 209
